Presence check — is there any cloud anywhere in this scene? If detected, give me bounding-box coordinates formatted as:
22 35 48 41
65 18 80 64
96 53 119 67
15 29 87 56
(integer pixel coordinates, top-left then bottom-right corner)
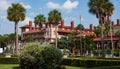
47 2 60 9
20 2 31 9
47 0 79 12
62 0 79 10
0 0 10 10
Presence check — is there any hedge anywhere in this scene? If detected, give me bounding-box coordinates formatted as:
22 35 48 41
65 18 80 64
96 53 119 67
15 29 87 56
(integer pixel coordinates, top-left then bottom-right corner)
0 57 19 64
62 58 120 67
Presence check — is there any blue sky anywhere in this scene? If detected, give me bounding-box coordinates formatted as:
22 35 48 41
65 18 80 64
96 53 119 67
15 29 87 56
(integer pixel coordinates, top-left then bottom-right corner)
0 0 120 35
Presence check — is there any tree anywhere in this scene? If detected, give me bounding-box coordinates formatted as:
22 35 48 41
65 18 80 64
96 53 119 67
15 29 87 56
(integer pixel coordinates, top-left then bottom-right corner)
104 22 111 37
48 9 62 48
58 36 68 49
34 14 46 29
0 35 7 50
19 42 63 69
104 2 114 57
7 3 26 54
76 23 84 55
88 0 114 57
94 25 101 37
116 30 120 37
76 24 84 31
26 35 33 42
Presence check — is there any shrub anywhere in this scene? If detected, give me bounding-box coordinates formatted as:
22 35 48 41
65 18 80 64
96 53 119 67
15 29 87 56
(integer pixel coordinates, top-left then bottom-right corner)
19 42 63 69
0 57 18 64
62 58 120 67
11 54 19 57
0 54 5 57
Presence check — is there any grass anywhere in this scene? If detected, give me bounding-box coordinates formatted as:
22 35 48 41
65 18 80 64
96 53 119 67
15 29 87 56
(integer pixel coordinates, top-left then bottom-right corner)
66 66 120 69
0 64 120 69
0 64 19 69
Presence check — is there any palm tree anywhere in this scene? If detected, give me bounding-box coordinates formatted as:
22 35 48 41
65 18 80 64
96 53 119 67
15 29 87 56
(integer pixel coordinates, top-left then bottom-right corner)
7 3 26 54
88 0 109 57
48 9 62 48
76 23 84 55
104 22 110 37
104 2 114 57
34 14 46 29
94 25 101 37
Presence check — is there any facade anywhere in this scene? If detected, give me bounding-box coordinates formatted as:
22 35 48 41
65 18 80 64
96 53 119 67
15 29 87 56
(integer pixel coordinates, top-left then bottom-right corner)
20 20 76 44
20 19 120 45
93 19 120 50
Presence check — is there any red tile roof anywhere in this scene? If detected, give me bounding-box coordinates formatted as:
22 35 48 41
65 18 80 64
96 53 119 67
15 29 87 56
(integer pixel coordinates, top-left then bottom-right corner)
76 31 95 37
23 30 46 34
93 37 120 41
58 29 74 33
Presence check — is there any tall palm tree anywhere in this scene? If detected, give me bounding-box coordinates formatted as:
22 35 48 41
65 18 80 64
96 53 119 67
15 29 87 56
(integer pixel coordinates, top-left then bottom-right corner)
94 25 101 37
7 3 26 54
104 2 114 22
48 9 62 48
104 2 114 57
88 0 112 57
34 14 46 29
104 22 110 37
76 23 84 55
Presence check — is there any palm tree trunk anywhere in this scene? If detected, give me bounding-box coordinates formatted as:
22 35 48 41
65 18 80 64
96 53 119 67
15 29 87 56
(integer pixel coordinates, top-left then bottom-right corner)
99 15 105 57
109 16 114 57
55 24 57 48
15 22 18 54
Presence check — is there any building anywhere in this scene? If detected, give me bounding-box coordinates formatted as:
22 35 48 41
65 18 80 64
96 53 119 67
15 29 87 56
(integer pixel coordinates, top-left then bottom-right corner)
20 19 120 46
20 20 76 44
93 19 120 50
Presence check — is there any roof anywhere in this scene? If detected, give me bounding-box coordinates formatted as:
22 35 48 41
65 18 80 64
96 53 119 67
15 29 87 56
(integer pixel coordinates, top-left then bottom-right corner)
76 31 95 37
23 30 46 34
93 37 120 41
58 25 76 29
58 29 74 33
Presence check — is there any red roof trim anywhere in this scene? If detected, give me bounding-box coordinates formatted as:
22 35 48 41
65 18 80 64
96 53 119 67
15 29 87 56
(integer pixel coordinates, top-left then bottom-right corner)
23 30 46 34
93 37 120 41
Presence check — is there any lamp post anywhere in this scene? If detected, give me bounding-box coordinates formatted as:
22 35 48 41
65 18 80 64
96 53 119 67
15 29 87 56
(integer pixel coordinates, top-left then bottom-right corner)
80 15 83 56
83 35 86 56
67 36 68 49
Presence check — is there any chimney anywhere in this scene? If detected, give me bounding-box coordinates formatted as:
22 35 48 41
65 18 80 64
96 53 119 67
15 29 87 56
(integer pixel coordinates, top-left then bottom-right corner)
34 24 37 30
29 21 32 31
117 19 120 25
111 21 114 26
71 21 74 28
89 24 93 32
94 26 96 30
61 20 64 27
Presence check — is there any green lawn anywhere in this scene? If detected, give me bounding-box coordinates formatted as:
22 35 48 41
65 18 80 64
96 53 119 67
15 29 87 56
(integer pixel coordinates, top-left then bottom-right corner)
66 66 120 69
0 64 120 69
0 64 19 69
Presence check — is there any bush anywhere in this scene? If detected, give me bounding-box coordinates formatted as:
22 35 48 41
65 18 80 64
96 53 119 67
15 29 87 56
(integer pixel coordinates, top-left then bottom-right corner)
11 54 19 57
62 58 120 67
0 54 5 57
19 42 63 69
0 57 18 64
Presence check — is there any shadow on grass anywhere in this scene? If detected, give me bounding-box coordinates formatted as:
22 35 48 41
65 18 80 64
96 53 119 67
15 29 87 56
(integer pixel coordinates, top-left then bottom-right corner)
13 66 19 69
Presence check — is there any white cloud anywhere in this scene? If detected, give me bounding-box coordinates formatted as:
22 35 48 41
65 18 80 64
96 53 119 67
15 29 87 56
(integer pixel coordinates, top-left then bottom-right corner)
47 2 60 9
20 2 31 9
0 0 10 10
62 0 79 10
0 16 6 20
47 0 79 12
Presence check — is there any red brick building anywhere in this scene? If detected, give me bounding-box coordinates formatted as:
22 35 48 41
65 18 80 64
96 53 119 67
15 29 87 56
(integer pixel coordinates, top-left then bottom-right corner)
20 20 76 44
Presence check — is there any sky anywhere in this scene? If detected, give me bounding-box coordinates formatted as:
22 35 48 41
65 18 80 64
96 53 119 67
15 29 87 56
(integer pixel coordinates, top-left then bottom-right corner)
0 0 120 35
